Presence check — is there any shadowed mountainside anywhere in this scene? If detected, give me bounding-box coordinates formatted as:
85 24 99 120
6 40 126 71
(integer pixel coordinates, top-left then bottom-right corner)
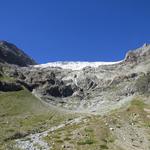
0 41 36 67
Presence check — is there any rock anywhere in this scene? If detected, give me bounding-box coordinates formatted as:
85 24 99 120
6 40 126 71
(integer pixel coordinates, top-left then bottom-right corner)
0 81 23 92
62 145 65 148
61 85 74 97
125 51 137 62
46 85 62 97
45 84 74 97
16 80 38 91
135 72 150 94
143 43 148 48
109 127 114 131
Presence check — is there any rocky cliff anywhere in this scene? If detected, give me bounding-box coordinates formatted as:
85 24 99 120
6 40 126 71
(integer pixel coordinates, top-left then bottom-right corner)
1 42 150 112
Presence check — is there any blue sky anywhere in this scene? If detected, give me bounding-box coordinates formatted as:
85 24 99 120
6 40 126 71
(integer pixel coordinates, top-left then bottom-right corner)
0 0 150 63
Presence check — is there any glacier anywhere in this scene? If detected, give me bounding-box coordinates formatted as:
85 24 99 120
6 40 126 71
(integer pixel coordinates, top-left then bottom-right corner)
34 61 122 70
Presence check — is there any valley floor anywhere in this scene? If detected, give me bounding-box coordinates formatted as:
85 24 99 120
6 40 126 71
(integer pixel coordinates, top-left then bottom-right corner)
14 95 150 150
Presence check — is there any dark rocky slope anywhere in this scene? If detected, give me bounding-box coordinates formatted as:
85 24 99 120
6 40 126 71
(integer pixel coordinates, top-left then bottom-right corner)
0 41 36 66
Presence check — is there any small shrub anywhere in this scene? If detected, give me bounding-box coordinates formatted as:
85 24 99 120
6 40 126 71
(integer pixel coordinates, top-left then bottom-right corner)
55 139 63 143
131 99 145 109
84 128 94 132
64 137 71 141
77 138 95 145
135 73 150 94
4 131 28 141
52 135 61 139
100 144 109 149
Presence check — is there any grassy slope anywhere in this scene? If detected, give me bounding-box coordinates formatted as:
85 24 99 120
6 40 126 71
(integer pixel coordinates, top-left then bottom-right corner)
103 97 150 149
44 116 121 150
0 89 76 149
43 97 150 150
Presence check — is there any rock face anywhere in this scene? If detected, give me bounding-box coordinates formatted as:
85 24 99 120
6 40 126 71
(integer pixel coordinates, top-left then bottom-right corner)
0 41 36 66
0 81 22 92
0 42 150 111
